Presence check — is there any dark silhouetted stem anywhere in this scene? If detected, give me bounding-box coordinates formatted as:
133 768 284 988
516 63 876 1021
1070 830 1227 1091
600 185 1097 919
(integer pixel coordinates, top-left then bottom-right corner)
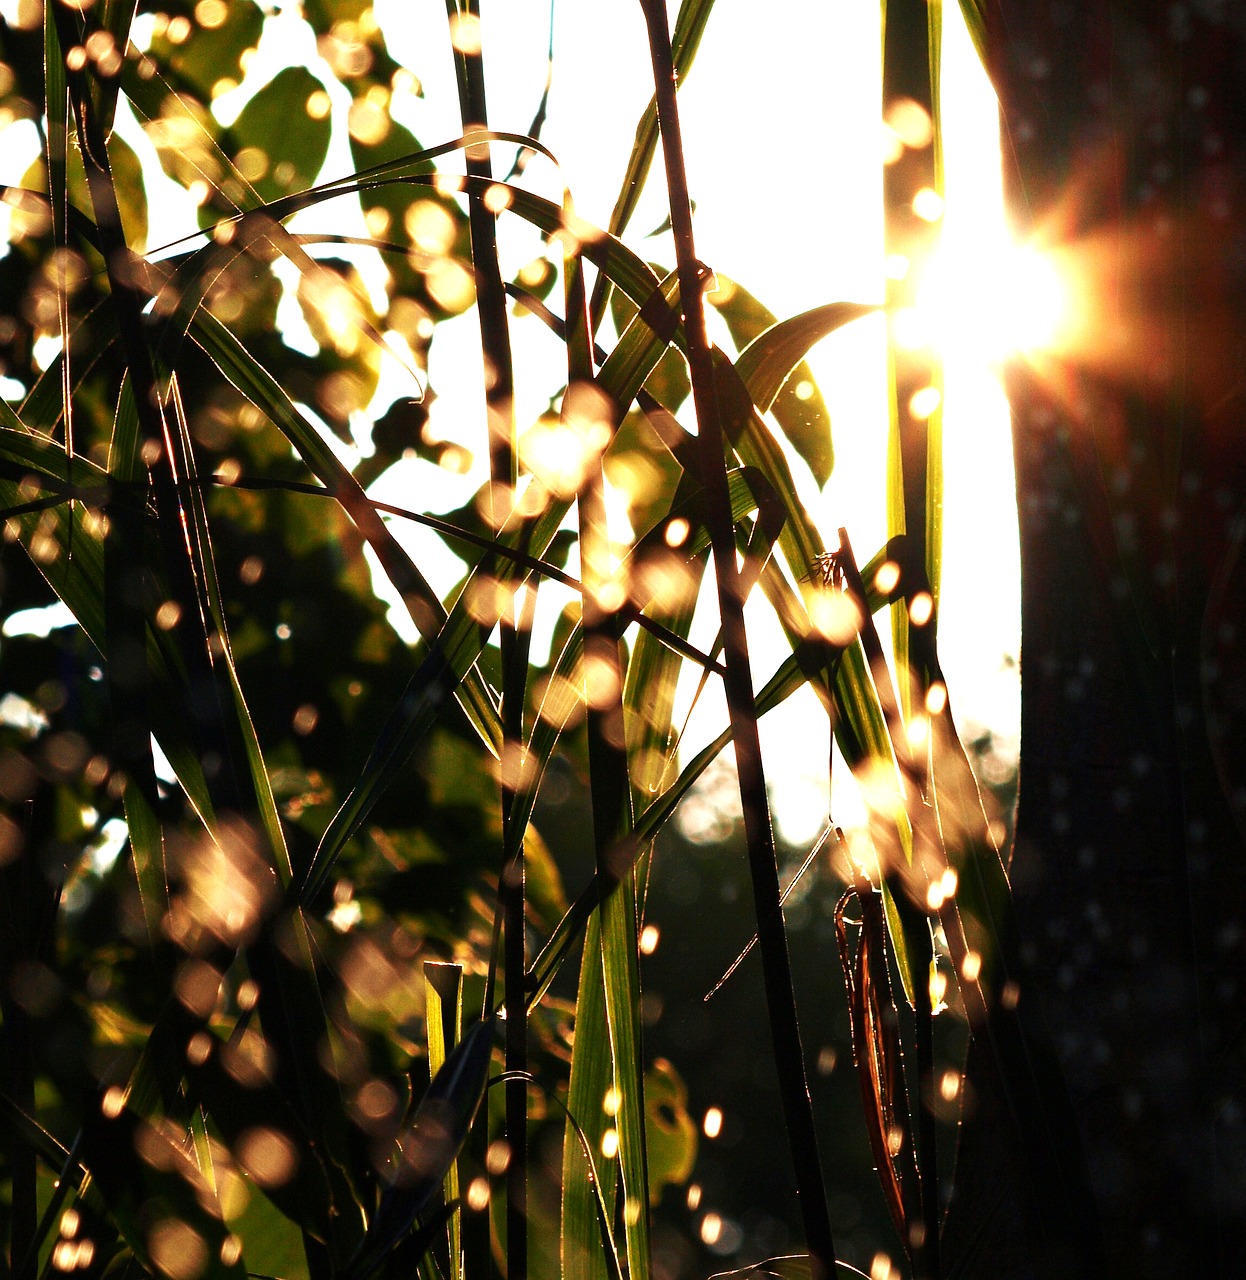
444 3 525 1274
638 3 837 1276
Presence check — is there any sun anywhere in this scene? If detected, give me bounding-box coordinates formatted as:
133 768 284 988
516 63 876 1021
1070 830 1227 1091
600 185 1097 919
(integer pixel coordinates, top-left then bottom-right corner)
910 234 1074 367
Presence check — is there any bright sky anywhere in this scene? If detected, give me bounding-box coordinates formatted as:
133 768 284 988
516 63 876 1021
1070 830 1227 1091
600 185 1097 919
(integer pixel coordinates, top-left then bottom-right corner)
0 0 1022 845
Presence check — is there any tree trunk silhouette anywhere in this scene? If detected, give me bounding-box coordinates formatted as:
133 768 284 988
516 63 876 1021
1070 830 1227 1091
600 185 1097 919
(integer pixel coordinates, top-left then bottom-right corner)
944 5 1246 1276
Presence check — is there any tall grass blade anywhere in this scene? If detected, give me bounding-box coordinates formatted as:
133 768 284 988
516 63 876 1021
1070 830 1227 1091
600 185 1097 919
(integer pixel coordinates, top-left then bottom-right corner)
425 963 464 1280
164 376 292 881
561 918 616 1280
42 1 72 488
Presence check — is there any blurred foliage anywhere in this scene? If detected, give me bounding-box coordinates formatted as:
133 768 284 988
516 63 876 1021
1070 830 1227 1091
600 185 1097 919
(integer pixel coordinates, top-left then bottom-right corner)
0 3 1016 1280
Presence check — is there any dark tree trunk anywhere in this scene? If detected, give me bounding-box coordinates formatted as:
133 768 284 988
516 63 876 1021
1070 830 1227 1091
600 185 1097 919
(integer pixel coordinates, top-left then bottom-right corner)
945 4 1246 1276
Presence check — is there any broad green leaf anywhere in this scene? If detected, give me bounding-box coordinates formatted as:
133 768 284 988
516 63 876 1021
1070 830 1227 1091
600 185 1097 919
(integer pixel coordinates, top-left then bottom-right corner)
224 66 331 211
732 297 878 488
710 277 838 487
106 131 149 252
147 0 264 101
224 1184 310 1280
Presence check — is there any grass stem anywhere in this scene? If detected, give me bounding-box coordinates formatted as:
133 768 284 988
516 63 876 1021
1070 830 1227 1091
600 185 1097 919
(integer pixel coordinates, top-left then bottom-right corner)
638 4 837 1275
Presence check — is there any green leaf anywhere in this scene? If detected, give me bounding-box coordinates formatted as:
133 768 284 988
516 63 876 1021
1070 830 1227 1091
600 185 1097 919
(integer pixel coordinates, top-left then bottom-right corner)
182 1025 339 1240
732 297 878 488
226 66 331 210
107 131 149 252
148 0 264 101
643 1059 697 1205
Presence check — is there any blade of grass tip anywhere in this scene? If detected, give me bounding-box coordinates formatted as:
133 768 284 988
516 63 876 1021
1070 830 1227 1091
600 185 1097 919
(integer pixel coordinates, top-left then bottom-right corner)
590 0 718 330
442 10 528 1272
639 7 836 1278
426 963 464 1280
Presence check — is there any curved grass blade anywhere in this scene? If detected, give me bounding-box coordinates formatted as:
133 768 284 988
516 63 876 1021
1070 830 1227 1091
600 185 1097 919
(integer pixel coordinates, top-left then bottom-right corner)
712 282 870 488
733 299 878 418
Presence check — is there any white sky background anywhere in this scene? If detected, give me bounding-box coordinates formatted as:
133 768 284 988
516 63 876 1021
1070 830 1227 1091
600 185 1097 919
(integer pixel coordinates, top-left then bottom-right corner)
0 0 1020 845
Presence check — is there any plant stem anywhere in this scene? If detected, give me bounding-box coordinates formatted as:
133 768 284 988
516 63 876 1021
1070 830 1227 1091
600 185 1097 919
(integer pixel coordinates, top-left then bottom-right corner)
444 3 525 1273
638 4 837 1276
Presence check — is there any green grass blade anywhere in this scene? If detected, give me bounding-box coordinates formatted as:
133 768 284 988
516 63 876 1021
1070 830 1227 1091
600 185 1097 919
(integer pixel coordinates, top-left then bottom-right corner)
733 299 878 419
164 376 294 885
424 962 464 1280
591 0 718 328
561 917 616 1280
712 282 870 488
